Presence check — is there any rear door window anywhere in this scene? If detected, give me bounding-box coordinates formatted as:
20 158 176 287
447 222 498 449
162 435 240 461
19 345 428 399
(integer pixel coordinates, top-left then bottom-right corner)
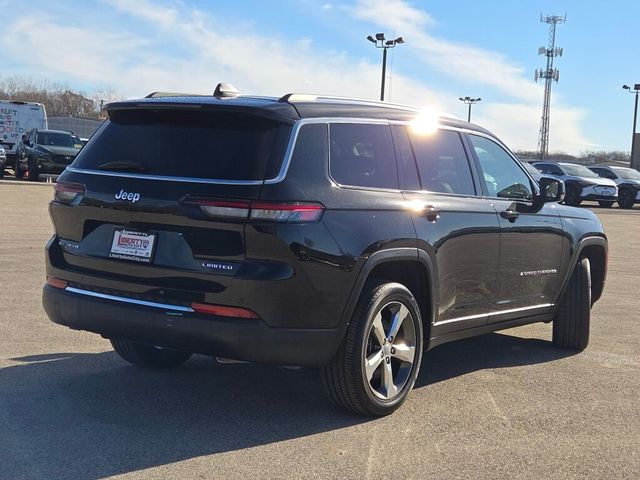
329 123 398 189
73 109 292 181
408 128 476 195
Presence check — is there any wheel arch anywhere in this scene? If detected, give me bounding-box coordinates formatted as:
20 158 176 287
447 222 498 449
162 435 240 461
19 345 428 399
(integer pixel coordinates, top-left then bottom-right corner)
339 248 436 342
556 236 607 305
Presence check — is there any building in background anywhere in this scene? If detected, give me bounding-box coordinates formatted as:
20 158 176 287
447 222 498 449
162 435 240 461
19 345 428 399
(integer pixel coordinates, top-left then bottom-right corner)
47 116 103 139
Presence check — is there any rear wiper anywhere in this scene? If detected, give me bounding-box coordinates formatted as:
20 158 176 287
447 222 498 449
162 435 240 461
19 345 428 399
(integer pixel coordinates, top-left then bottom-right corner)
96 161 147 172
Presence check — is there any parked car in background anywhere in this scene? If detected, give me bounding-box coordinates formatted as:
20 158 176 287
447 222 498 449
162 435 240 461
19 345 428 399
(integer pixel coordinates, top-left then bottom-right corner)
16 129 83 181
522 161 542 181
532 161 618 207
0 146 6 178
43 87 607 416
588 165 640 209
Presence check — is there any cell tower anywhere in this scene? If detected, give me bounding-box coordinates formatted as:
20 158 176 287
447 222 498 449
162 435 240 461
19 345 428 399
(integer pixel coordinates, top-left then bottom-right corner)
535 14 565 160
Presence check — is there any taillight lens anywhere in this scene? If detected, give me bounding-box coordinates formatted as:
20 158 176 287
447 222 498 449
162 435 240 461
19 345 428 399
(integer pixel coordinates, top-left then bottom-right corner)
184 198 324 223
250 202 324 222
54 182 85 204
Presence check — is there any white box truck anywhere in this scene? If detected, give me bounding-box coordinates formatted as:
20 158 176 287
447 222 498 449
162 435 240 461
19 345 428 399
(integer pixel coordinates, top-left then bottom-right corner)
0 100 47 160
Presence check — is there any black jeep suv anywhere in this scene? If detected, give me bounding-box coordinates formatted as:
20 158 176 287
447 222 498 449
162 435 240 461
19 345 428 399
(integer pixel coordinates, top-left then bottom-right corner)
43 87 608 416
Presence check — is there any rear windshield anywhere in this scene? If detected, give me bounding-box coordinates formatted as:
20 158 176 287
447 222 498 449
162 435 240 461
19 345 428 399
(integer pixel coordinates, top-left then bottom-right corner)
73 109 292 181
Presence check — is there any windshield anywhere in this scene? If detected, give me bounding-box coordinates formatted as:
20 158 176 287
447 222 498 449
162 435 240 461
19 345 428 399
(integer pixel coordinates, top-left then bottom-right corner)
73 109 291 180
560 164 599 178
37 132 83 149
612 167 640 180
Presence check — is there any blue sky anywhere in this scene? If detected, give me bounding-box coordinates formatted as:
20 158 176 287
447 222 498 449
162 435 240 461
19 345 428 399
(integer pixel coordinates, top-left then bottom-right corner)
3 0 639 153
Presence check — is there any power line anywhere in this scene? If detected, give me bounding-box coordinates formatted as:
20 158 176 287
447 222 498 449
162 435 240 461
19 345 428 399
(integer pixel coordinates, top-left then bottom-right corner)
535 13 565 160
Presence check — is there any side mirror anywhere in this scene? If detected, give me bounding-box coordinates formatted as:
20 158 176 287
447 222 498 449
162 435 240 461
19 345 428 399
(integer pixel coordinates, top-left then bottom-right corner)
539 177 565 203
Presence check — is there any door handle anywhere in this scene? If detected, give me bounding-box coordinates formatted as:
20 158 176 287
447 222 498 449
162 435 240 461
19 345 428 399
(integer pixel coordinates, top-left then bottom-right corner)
422 206 441 223
500 209 520 222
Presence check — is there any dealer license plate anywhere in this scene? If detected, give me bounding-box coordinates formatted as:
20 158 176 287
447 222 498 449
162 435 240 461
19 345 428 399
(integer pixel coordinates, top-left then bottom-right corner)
109 229 156 263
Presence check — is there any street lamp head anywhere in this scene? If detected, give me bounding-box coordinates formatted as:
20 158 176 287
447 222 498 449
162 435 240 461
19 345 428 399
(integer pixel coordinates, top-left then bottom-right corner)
385 40 394 46
635 84 640 91
375 33 385 41
367 35 375 43
476 97 482 102
623 85 630 90
458 97 464 101
395 37 404 44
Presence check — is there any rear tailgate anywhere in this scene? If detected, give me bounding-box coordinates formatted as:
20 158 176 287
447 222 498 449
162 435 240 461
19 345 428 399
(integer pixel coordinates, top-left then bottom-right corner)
48 106 292 300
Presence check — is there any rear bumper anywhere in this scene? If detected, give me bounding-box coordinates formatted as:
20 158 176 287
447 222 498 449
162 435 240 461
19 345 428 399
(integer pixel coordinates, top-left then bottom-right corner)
42 284 346 367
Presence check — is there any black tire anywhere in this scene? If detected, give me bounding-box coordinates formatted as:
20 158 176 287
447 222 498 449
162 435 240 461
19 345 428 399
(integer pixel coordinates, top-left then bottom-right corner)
552 257 591 351
0 166 4 179
617 188 635 209
564 185 582 207
27 156 39 182
110 338 192 369
598 201 614 208
322 282 423 416
14 159 24 179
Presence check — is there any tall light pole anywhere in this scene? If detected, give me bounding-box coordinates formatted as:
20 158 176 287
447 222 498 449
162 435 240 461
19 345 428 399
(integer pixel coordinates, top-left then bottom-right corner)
367 33 404 101
623 84 640 168
459 96 482 122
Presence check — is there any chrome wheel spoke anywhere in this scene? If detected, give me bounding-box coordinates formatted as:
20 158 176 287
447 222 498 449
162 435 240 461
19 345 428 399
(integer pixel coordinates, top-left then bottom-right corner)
365 349 384 382
387 304 409 341
382 359 397 398
371 312 386 346
391 343 415 364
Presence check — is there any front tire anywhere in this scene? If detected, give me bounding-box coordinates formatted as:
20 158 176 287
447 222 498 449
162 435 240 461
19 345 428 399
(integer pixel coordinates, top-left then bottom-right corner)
323 282 423 416
14 159 24 179
110 338 192 369
564 185 582 207
27 156 39 181
598 200 614 208
618 188 635 209
552 258 591 351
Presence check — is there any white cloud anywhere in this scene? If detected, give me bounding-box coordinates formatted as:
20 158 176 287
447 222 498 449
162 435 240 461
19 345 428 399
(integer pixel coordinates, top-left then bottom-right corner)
0 0 590 152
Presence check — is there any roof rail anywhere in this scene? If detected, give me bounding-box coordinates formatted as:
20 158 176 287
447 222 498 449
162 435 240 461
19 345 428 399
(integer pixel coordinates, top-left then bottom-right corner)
145 91 202 98
278 93 420 112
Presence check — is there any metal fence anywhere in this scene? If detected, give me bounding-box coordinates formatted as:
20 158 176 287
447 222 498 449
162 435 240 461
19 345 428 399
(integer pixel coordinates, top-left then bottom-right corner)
47 116 104 139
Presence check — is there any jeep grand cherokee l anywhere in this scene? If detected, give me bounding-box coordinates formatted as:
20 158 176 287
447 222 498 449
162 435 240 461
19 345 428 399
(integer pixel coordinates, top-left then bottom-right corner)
43 86 608 416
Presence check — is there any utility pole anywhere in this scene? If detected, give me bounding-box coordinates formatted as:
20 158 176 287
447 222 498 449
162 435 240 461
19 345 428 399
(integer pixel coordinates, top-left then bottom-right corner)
535 14 565 160
367 33 404 101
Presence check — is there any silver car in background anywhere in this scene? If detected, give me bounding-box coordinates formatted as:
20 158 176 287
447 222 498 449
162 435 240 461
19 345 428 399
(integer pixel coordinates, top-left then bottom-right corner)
532 161 618 207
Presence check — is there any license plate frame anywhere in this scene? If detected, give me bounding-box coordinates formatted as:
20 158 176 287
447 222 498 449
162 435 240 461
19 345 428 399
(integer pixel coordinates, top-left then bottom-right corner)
109 228 157 263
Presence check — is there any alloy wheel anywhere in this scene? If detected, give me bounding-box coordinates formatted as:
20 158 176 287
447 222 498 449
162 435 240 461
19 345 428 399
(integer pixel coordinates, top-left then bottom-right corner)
363 301 417 400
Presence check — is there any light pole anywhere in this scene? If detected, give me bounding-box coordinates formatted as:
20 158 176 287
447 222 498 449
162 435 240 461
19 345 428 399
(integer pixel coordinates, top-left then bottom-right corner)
623 84 640 167
367 33 404 101
458 96 482 122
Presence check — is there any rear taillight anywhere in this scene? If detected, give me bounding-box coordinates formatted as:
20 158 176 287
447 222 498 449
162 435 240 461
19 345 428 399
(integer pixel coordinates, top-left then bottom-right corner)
184 198 324 223
54 182 85 204
191 302 260 319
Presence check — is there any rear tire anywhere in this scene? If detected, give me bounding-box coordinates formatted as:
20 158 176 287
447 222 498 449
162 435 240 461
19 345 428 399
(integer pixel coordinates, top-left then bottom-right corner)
110 338 192 369
552 258 591 351
618 188 635 209
322 282 423 417
598 200 614 208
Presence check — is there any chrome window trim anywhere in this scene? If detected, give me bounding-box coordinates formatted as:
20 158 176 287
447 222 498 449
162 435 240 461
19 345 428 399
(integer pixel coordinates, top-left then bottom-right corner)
65 286 195 312
64 167 265 185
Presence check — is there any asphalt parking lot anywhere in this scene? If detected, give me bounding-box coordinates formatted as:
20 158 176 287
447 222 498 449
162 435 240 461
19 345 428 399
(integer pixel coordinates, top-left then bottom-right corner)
1 181 638 480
